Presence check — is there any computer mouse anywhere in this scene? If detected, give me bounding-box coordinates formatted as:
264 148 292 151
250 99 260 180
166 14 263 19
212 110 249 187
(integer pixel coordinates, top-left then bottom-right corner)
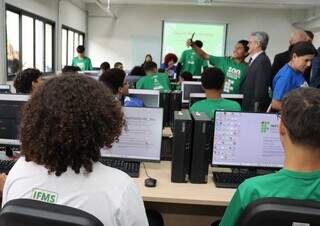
144 178 157 187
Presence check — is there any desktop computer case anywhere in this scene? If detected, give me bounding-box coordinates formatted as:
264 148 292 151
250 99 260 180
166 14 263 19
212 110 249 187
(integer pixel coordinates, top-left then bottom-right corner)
169 91 182 126
171 110 193 183
190 112 213 184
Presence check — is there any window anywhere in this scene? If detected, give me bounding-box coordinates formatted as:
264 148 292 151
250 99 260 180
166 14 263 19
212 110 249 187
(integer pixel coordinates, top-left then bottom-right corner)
62 26 85 67
5 4 55 80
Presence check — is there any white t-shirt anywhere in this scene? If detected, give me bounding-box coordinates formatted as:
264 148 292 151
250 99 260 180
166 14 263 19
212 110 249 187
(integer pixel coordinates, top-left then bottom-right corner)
2 157 148 226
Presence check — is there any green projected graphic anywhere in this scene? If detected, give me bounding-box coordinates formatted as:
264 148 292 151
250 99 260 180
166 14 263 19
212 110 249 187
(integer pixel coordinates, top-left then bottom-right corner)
261 121 270 133
162 22 226 61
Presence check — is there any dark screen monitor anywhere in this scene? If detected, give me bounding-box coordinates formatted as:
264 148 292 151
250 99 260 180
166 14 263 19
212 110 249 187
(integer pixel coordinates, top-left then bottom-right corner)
100 107 163 161
0 94 29 146
181 81 203 103
212 111 284 168
0 85 11 94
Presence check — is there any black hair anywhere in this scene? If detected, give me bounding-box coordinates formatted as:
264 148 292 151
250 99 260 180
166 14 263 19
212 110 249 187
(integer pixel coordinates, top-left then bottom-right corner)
143 61 157 73
14 68 43 94
100 62 110 71
76 45 85 54
290 42 317 59
99 68 126 95
130 66 145 76
180 71 193 81
304 30 314 41
114 62 123 69
201 67 225 90
194 40 203 48
282 87 320 149
62 66 81 73
238 40 249 53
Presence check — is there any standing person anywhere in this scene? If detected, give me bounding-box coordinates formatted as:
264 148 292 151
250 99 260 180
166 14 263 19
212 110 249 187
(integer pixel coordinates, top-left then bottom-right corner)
272 42 316 111
2 75 149 226
141 54 153 69
310 47 320 88
241 31 272 112
219 87 320 226
271 30 309 80
136 61 170 92
160 53 178 78
72 45 92 71
179 40 208 76
188 39 249 94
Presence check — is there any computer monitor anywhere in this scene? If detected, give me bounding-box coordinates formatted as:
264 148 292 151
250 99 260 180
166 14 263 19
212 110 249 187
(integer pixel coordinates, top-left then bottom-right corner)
189 93 244 108
0 94 29 146
128 89 160 107
100 107 163 161
181 81 203 103
212 111 284 168
0 85 11 94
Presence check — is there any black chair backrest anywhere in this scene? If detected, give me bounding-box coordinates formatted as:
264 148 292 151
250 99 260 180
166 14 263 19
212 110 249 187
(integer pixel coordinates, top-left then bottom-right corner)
237 197 320 226
0 199 104 226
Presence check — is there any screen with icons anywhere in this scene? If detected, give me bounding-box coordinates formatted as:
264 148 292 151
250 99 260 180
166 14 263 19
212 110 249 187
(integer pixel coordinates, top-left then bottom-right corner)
212 111 284 168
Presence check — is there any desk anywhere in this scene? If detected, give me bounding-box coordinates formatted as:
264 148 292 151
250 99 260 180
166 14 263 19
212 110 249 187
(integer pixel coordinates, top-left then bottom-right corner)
135 161 236 226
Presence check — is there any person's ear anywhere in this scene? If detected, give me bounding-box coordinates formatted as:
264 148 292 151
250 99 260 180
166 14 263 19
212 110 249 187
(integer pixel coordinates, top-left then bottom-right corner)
279 119 286 136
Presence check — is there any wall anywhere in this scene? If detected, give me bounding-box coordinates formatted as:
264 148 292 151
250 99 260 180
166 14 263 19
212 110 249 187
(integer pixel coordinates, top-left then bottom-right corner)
87 4 297 70
0 0 87 82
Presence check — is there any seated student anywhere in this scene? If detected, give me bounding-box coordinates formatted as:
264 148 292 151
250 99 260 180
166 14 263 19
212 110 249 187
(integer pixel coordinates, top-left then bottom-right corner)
141 54 153 69
62 65 81 73
175 71 193 90
1 75 148 226
160 53 178 77
219 87 320 226
72 45 92 71
190 68 241 119
114 62 124 70
272 42 317 111
99 68 129 101
13 68 43 94
100 61 110 73
130 66 146 76
136 61 171 92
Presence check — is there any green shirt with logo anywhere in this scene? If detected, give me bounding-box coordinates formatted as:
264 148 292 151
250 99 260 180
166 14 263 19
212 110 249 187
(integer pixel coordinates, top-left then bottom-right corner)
220 169 320 226
189 98 241 119
72 56 92 71
209 56 247 94
180 49 208 76
136 72 171 91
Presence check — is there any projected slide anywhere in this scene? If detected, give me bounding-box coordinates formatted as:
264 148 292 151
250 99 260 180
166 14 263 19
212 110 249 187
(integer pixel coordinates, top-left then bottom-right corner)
162 21 226 61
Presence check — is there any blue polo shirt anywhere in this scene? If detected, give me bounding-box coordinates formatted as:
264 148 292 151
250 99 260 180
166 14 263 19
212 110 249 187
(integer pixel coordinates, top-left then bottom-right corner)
272 64 308 101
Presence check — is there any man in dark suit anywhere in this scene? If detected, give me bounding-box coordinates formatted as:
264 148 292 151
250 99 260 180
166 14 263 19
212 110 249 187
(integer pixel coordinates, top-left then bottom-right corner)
241 32 272 112
271 30 309 81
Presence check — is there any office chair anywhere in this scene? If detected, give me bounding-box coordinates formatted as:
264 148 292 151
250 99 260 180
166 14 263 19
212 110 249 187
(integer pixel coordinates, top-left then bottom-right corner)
0 199 104 226
236 197 320 226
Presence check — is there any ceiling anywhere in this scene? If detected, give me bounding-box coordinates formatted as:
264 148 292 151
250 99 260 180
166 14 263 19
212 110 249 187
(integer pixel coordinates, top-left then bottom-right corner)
81 0 320 9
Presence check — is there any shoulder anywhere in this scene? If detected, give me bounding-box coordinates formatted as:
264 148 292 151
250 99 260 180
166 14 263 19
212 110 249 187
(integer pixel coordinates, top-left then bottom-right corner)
190 99 207 110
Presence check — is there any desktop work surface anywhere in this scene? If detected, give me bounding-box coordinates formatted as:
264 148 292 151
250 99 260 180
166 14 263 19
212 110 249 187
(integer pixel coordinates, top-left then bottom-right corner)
135 161 236 206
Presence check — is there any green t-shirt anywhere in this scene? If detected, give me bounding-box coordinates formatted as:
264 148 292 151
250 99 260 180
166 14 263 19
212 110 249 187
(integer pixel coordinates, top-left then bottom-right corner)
220 169 320 226
209 56 247 94
189 98 241 119
136 72 171 92
179 49 208 76
72 56 92 71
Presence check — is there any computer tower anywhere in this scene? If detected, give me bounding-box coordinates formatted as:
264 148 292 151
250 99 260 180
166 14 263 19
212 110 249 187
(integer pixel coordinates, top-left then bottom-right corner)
171 110 193 183
169 90 182 126
189 112 214 184
160 91 170 127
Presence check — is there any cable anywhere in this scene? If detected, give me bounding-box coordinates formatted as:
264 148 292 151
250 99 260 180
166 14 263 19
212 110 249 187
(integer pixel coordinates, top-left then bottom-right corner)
142 162 151 178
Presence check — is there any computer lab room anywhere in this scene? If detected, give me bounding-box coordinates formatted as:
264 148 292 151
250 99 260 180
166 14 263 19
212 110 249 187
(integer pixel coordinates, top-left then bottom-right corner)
0 0 320 226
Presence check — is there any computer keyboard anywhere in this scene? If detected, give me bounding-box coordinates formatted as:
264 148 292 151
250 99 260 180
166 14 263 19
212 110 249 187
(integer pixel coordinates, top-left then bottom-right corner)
99 158 140 178
0 159 17 174
213 171 258 188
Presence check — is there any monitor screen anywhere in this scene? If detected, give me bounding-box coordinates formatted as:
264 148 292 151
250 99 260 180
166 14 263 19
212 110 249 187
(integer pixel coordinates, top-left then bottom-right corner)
0 94 29 146
128 89 160 107
100 107 163 161
181 81 203 103
212 111 284 168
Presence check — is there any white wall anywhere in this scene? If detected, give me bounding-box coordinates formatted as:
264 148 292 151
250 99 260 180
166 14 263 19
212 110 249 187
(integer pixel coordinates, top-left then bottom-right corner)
60 0 87 33
87 4 296 70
